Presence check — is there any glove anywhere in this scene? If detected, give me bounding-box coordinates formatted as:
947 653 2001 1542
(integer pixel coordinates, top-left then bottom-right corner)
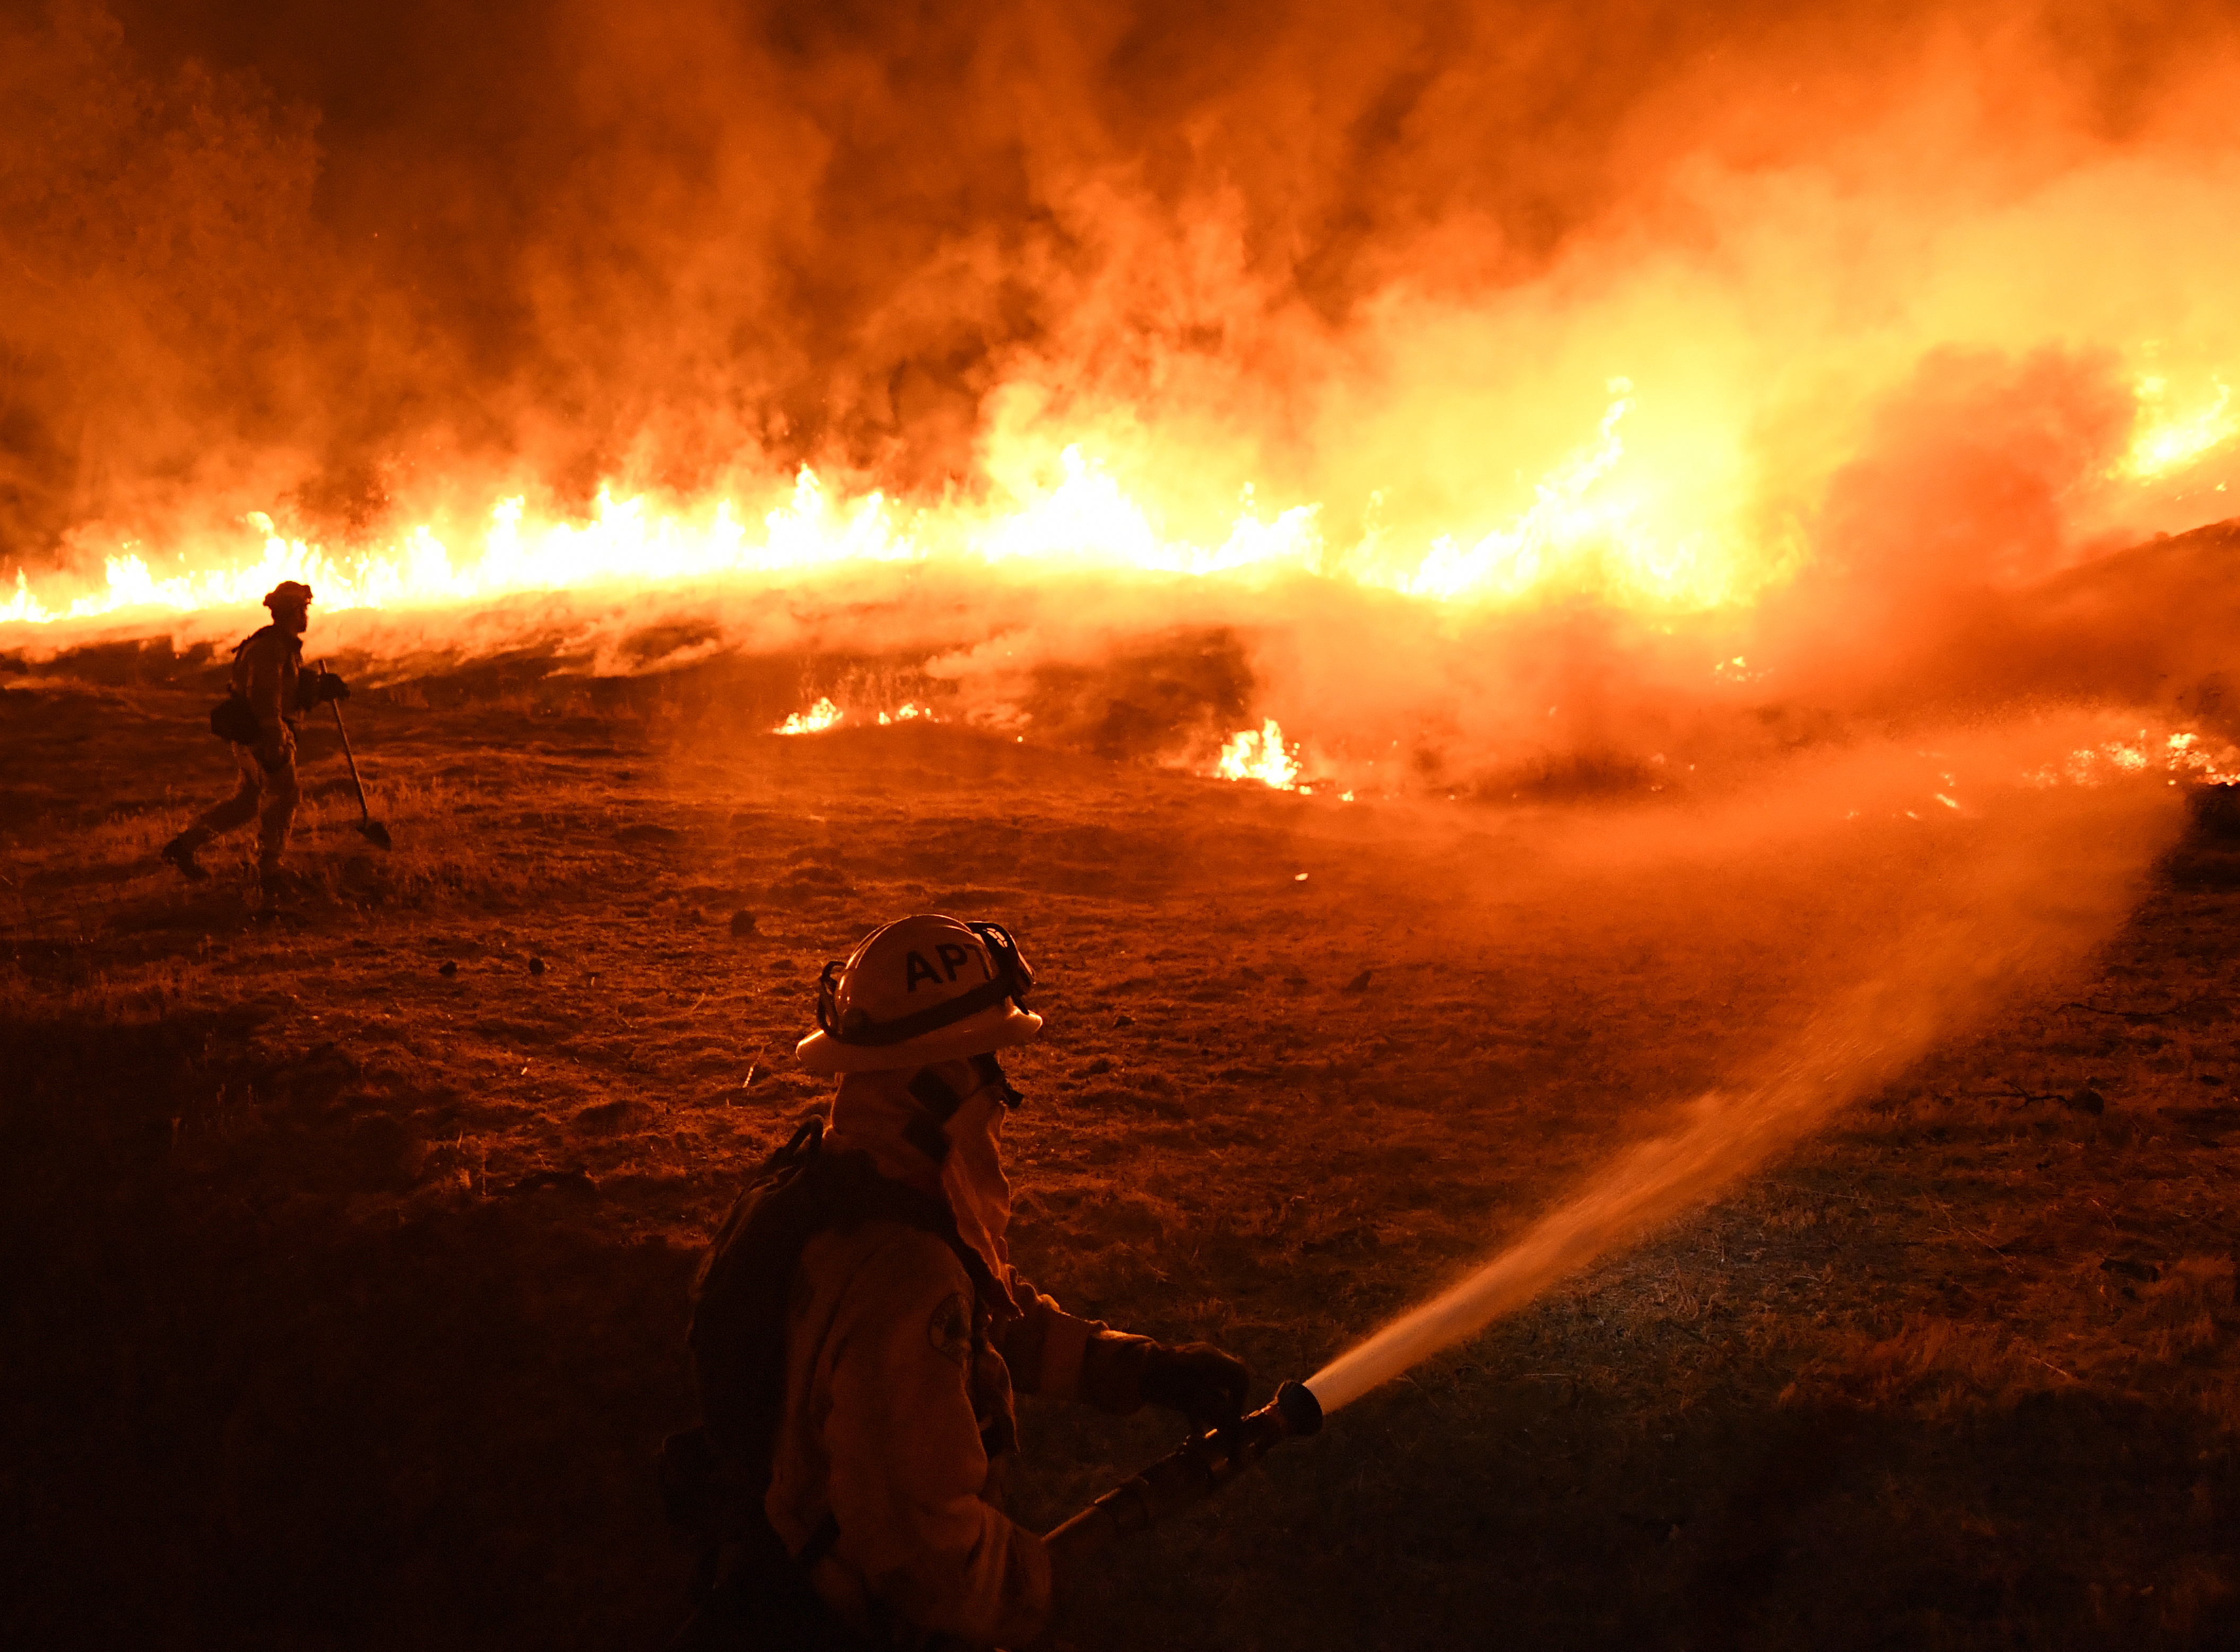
1137 1341 1249 1427
297 667 350 710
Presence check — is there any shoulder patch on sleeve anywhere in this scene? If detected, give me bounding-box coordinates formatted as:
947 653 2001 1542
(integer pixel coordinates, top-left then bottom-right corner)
926 1291 973 1367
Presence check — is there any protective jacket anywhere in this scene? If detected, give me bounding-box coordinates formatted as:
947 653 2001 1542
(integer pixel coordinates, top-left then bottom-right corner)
752 1063 1155 1649
230 625 302 744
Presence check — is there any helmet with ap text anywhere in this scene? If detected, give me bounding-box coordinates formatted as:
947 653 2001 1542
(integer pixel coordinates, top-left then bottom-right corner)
795 915 1040 1075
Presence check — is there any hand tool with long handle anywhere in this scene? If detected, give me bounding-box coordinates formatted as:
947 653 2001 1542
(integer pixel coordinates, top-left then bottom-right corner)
320 668 392 849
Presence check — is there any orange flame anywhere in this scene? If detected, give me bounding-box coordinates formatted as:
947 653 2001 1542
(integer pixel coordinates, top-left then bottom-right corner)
1216 719 1303 791
2123 375 2238 480
0 388 1762 631
771 697 939 735
3 367 2232 641
774 697 844 736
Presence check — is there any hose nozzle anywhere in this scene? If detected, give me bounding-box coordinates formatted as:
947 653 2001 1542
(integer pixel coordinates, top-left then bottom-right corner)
1045 1380 1323 1558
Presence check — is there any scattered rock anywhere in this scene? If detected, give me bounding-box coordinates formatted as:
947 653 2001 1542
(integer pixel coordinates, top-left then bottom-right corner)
730 909 757 936
439 960 458 978
615 822 681 846
528 957 546 976
1283 973 1310 990
1113 1013 1135 1028
2064 1088 2105 1115
1237 966 1264 981
1083 1057 1113 1076
2100 1256 2161 1283
1341 969 1373 993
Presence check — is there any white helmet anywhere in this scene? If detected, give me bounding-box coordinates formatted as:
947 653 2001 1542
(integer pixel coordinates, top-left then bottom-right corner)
795 915 1042 1075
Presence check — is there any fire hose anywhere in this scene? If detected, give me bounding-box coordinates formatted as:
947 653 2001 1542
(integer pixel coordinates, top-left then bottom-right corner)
1043 1380 1323 1562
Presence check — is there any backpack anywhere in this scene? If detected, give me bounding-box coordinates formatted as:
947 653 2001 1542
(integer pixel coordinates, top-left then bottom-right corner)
208 628 274 743
209 689 259 744
661 1118 993 1648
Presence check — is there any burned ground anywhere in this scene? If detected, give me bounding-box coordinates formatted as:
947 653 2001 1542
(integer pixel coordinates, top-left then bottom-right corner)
4 645 2239 1650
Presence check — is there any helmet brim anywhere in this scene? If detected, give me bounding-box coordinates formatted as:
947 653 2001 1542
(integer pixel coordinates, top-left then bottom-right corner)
795 1001 1043 1075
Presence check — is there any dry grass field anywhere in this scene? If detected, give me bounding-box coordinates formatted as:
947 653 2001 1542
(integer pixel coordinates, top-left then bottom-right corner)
5 636 2239 1651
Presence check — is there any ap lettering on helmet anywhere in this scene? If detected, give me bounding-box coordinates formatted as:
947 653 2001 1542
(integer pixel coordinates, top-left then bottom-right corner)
796 915 1040 1074
905 942 983 993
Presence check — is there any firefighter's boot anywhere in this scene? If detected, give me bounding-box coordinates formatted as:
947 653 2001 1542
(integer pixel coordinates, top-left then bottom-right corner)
161 832 210 883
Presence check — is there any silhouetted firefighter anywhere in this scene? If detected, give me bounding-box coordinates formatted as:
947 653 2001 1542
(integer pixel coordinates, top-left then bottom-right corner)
663 916 1250 1649
161 580 349 901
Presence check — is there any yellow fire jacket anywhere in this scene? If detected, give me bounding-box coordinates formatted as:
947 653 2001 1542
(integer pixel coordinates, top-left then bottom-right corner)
766 1065 1152 1649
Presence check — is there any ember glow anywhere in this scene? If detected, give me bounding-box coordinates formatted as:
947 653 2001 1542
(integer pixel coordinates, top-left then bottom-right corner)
774 698 846 736
2028 731 2240 790
772 697 940 736
2124 376 2238 481
1217 720 1303 792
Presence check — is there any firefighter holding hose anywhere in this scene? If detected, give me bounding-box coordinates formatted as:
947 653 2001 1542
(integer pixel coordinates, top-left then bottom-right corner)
161 580 349 899
666 916 1251 1650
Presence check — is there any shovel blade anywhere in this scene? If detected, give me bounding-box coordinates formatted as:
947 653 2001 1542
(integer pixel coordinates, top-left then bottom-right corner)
359 820 394 851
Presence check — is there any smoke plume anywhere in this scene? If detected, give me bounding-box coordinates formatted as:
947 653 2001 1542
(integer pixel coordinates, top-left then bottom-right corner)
7 2 2237 541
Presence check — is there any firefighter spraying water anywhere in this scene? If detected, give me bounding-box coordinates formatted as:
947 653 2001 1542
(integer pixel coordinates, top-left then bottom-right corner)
666 916 1251 1650
670 912 1948 1627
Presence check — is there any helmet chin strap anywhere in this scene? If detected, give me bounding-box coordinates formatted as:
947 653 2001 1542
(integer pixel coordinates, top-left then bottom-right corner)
901 1055 1025 1166
971 1052 1024 1110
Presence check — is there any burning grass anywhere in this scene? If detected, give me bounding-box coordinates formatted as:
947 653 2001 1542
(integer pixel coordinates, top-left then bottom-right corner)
6 644 2240 1649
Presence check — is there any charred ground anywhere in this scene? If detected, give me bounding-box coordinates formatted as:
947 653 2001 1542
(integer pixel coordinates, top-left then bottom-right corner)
4 642 2239 1650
